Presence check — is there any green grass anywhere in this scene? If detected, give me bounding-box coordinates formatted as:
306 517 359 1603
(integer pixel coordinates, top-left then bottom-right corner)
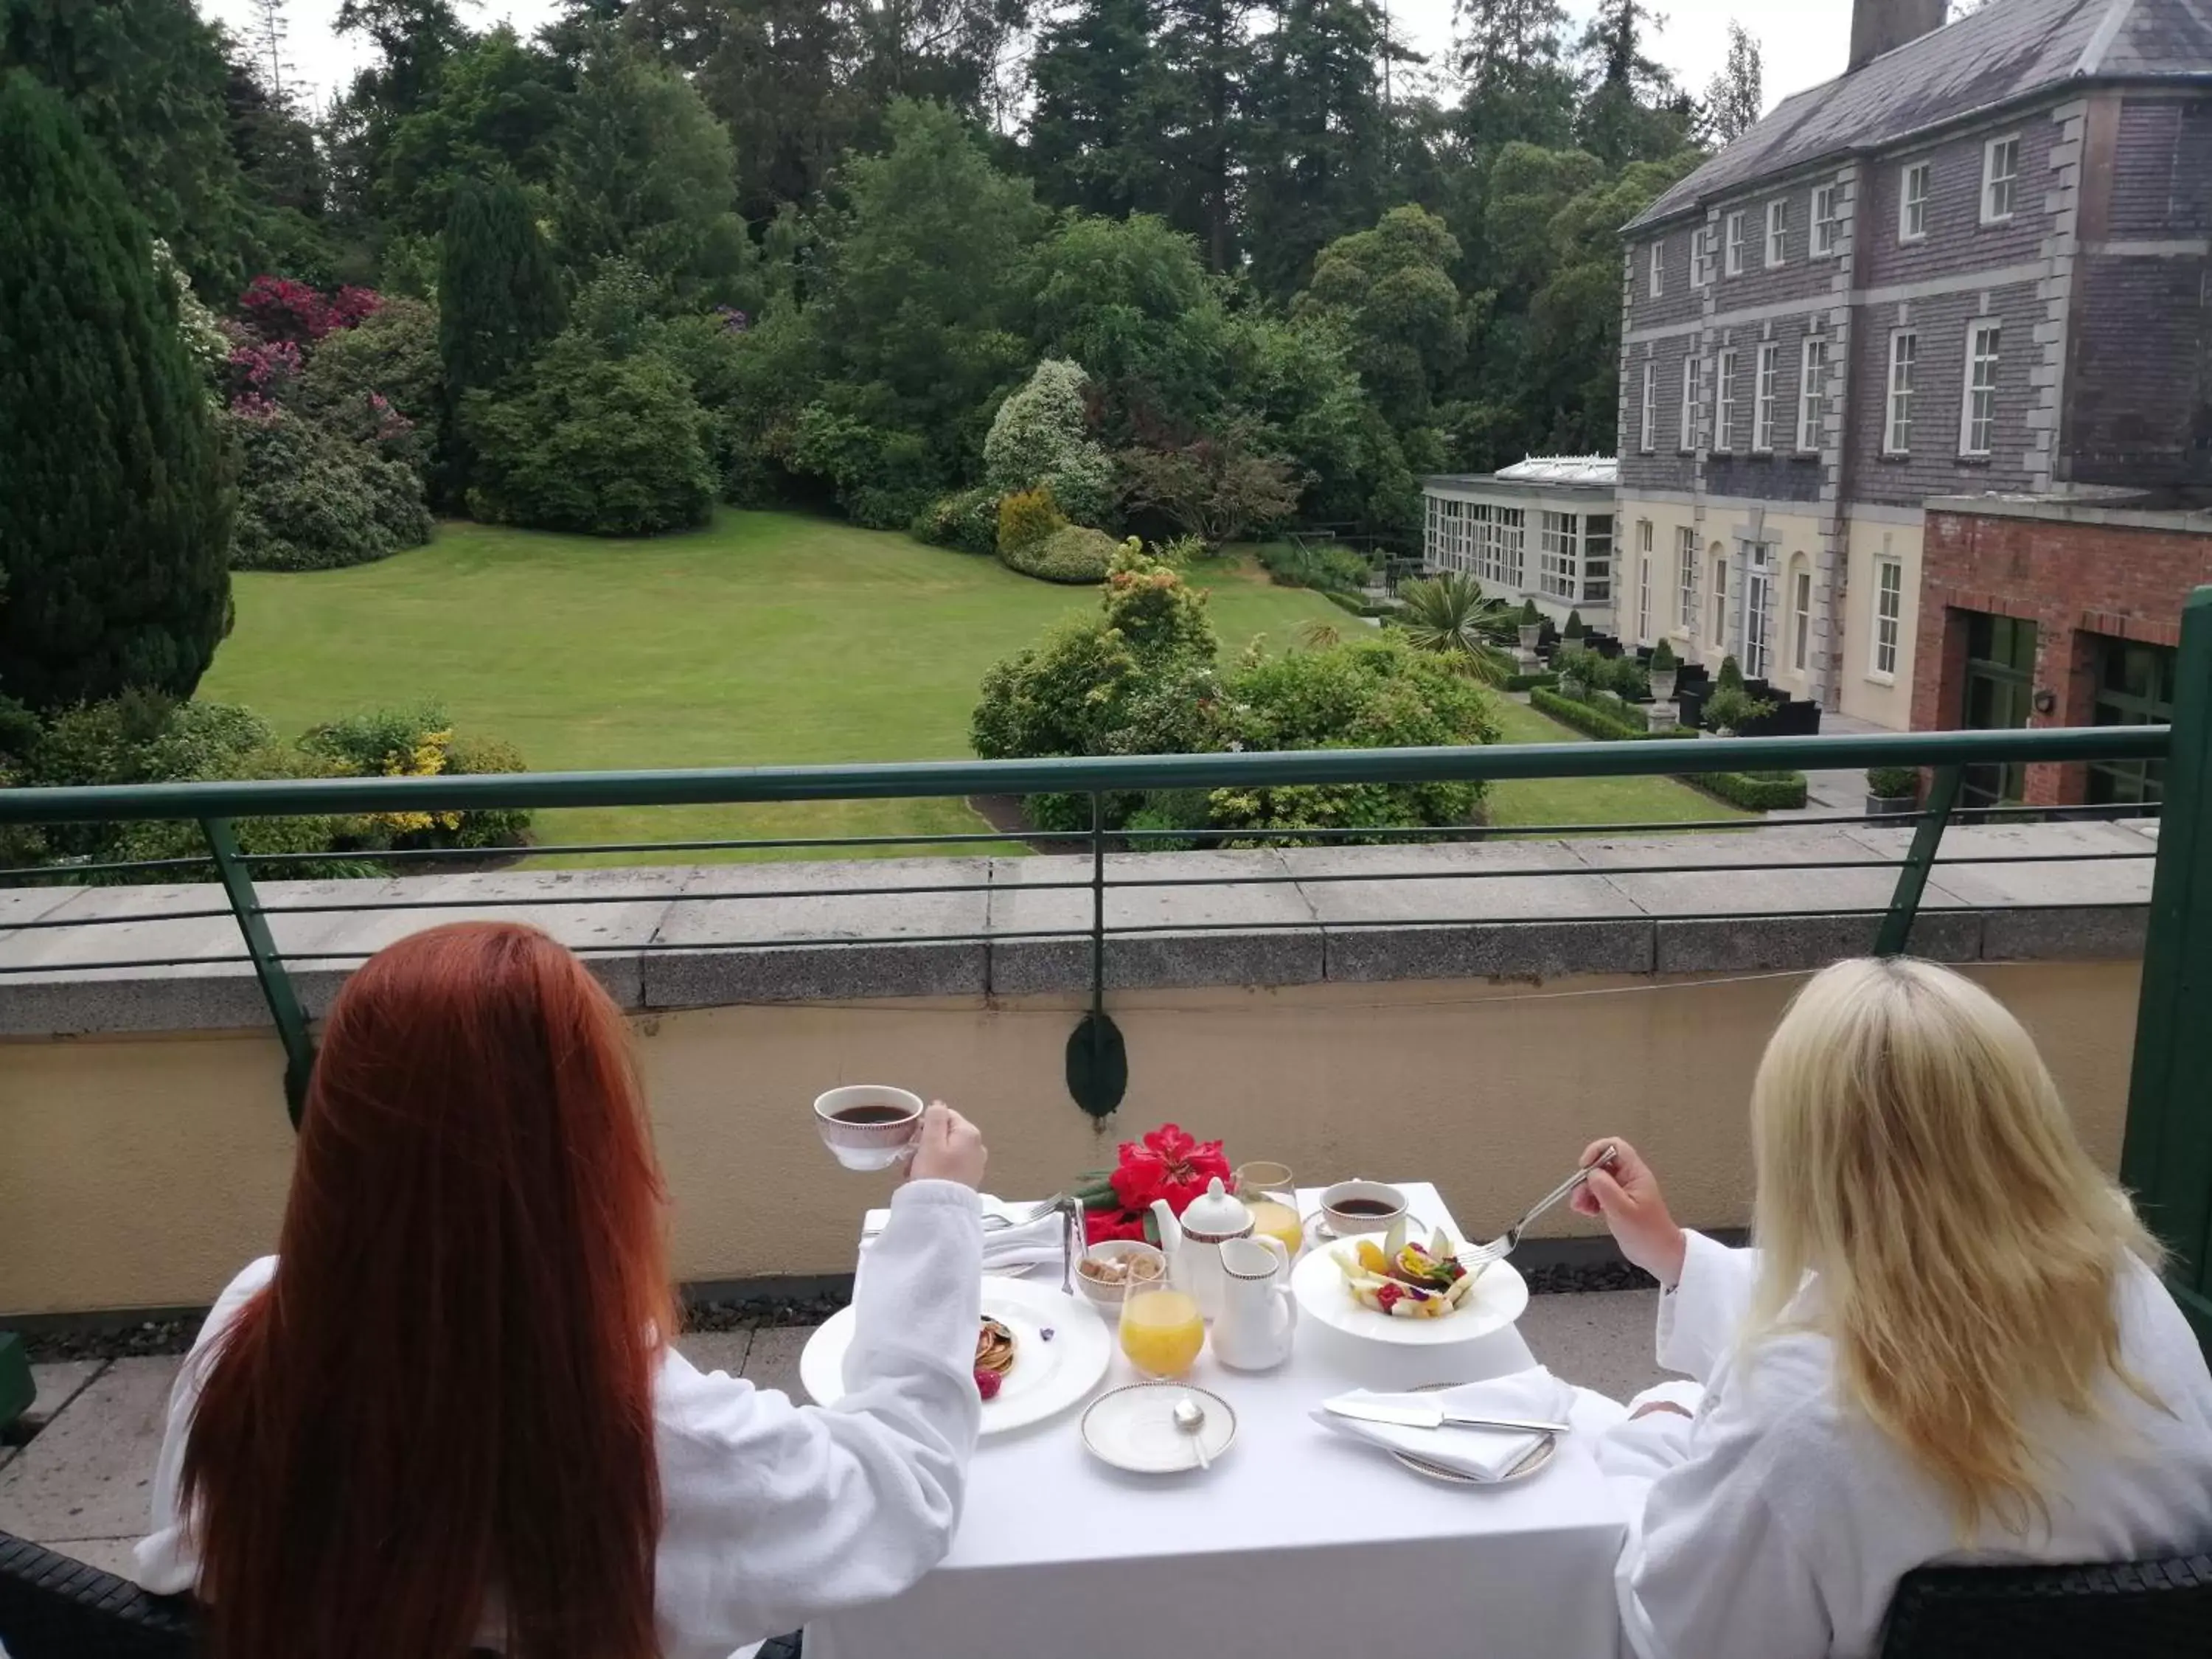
1482 695 1753 832
199 512 1742 858
200 512 1343 860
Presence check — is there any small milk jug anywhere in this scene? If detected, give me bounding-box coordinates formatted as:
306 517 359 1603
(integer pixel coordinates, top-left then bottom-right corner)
1212 1236 1297 1370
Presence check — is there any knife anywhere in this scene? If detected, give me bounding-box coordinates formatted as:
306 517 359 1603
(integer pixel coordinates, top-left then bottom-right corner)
1324 1399 1571 1434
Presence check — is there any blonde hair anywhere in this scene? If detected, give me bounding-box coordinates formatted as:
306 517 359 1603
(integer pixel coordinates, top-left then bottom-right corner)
1747 956 2163 1534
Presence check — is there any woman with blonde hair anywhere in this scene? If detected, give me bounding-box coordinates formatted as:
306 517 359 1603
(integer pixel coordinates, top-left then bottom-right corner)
1579 955 2212 1659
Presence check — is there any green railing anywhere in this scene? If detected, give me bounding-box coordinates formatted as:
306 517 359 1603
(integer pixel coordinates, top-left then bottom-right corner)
1 597 2208 1349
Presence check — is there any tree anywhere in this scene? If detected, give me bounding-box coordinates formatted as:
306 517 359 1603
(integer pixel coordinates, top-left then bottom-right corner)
1 0 254 291
1150 0 1259 271
437 177 565 502
1574 0 1695 166
1242 0 1391 296
376 27 568 240
1453 0 1576 153
1702 22 1762 145
1392 571 1516 684
0 71 232 712
1118 421 1302 544
1024 0 1163 219
553 35 751 301
1295 204 1466 429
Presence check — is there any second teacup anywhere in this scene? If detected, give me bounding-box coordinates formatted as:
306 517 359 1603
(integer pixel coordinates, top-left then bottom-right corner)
1318 1178 1410 1237
813 1085 925 1172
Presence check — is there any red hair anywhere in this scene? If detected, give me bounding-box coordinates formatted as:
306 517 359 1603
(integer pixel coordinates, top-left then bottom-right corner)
181 922 675 1659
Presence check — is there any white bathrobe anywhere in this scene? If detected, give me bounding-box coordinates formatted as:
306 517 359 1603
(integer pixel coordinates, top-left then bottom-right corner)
1601 1231 2212 1659
135 1179 984 1659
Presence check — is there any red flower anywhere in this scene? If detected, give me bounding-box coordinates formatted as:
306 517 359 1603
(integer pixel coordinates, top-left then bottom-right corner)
1083 1207 1149 1245
1108 1123 1231 1217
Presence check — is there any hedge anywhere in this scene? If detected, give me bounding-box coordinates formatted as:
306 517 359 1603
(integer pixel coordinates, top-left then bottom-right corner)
1688 768 1810 810
1503 670 1559 693
1528 685 1658 741
1002 524 1121 582
1322 588 1392 619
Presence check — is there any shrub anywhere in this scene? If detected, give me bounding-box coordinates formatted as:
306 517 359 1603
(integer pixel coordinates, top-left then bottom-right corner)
1004 524 1121 583
997 487 1067 560
984 358 1114 527
1519 599 1542 626
1700 683 1775 734
1692 768 1809 810
1256 540 1368 594
1153 535 1206 568
1102 541 1217 661
1503 669 1559 692
465 333 714 536
226 406 433 571
1587 653 1650 701
296 295 442 479
1866 766 1920 799
1717 653 1745 691
789 404 938 530
1564 610 1585 638
1649 639 1677 672
912 487 1002 555
1116 422 1302 544
442 734 532 849
1529 685 1658 740
300 703 533 851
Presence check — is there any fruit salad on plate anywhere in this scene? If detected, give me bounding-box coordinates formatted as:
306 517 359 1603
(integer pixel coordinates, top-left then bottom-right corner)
1332 1219 1478 1318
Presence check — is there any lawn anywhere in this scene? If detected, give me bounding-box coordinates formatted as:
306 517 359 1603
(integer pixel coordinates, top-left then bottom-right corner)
199 511 1740 859
200 511 1346 860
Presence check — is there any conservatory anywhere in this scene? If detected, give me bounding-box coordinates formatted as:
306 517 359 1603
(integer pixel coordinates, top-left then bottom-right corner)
1420 456 1618 631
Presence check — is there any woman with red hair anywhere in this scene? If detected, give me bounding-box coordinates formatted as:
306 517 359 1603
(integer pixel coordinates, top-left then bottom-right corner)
132 921 990 1659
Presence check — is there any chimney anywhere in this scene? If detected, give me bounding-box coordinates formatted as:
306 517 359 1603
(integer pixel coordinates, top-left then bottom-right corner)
1848 0 1948 72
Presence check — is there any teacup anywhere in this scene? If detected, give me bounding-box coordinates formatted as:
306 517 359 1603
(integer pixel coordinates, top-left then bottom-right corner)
813 1085 925 1171
1318 1179 1410 1237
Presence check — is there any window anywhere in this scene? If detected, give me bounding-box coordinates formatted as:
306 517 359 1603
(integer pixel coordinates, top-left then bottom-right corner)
1812 184 1839 256
1692 226 1714 286
1872 557 1903 677
1678 352 1700 451
1899 161 1930 241
1792 567 1812 672
1649 240 1663 298
1765 200 1787 268
1481 507 1525 589
1676 527 1698 630
1797 337 1829 451
1538 512 1577 602
1637 521 1654 639
1638 361 1655 453
1714 349 1739 453
1725 210 1746 276
1582 514 1613 605
1711 551 1728 647
2088 636 2177 805
1753 342 1778 452
1742 543 1773 678
1425 493 1439 563
1885 330 1918 453
1961 321 2000 456
1982 136 2019 223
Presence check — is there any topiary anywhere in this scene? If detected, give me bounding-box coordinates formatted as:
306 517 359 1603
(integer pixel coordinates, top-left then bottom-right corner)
1650 639 1678 672
997 486 1067 561
1717 653 1745 691
1866 766 1920 799
1003 524 1118 583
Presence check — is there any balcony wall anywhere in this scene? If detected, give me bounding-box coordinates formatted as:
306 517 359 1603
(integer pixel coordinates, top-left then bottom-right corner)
0 821 2155 1318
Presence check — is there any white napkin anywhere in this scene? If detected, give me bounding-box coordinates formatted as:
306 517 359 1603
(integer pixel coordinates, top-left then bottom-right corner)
858 1198 1068 1275
1312 1366 1574 1482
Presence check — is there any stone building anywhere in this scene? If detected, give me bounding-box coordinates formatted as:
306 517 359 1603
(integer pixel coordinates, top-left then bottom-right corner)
1610 0 2211 739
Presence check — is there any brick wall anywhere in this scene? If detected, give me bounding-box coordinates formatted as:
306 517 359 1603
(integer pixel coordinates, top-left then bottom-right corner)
1912 507 2212 801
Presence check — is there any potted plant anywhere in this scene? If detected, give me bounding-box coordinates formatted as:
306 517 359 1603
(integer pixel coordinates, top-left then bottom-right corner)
1649 639 1679 702
1702 682 1775 738
1517 598 1543 653
1865 766 1920 816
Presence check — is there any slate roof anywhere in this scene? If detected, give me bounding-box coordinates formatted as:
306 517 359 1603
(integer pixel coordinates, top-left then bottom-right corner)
1626 0 2212 230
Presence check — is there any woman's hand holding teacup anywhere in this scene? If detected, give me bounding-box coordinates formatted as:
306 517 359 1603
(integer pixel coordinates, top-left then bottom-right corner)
1571 1136 1687 1288
908 1100 988 1190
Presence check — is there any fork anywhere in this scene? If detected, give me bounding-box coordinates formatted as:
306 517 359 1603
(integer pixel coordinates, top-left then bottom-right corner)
1456 1144 1619 1273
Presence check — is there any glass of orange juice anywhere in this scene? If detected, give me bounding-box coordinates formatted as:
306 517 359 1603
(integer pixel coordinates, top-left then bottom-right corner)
1117 1245 1205 1379
1236 1161 1304 1259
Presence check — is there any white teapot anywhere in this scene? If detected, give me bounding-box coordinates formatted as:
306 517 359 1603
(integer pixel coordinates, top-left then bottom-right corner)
1149 1177 1253 1323
1213 1236 1297 1370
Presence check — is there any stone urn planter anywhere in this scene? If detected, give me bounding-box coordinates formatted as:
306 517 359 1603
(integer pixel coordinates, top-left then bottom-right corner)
1649 667 1677 702
1518 622 1543 652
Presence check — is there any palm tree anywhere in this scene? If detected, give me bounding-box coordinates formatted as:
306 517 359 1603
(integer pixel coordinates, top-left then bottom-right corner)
1393 571 1518 685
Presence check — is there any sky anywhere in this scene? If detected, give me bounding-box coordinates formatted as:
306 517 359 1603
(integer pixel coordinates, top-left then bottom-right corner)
205 0 1857 127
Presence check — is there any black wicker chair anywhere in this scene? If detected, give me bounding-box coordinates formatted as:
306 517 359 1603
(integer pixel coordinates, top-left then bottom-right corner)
1879 1553 2212 1658
0 1531 804 1659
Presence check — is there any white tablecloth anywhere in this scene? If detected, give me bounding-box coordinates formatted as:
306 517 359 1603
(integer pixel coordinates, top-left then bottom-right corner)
806 1183 1631 1659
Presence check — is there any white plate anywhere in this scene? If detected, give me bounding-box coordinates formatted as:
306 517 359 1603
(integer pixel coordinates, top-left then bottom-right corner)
1394 1433 1558 1486
799 1276 1110 1436
1080 1381 1238 1474
1290 1240 1529 1347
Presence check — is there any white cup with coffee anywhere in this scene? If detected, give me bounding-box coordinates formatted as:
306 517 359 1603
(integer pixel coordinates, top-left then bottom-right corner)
1317 1178 1411 1237
813 1085 926 1171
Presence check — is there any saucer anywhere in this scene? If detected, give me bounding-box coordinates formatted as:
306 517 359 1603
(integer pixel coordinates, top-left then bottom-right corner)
1080 1380 1237 1474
